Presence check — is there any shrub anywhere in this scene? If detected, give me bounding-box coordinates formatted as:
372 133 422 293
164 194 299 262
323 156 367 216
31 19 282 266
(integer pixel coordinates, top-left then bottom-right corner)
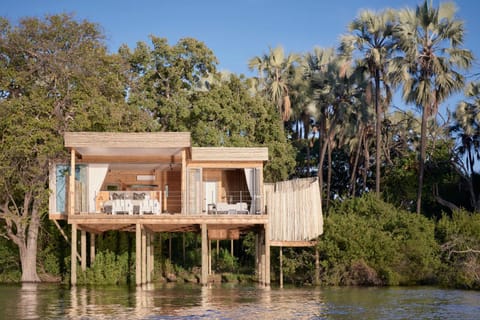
317 194 439 286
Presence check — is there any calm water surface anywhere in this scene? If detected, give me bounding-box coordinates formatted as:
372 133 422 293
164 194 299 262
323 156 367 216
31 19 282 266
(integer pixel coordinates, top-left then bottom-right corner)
0 283 478 319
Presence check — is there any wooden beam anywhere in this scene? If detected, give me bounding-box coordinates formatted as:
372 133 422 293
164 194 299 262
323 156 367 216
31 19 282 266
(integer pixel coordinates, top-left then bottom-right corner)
269 240 317 247
67 215 268 225
79 155 183 164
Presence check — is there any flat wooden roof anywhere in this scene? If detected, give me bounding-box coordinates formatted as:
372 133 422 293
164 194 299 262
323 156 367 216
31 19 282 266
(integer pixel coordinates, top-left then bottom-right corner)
191 147 268 162
65 132 191 149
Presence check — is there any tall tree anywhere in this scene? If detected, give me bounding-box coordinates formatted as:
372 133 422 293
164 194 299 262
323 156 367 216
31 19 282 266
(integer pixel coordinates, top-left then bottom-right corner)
248 46 299 122
451 81 480 211
391 1 473 213
340 9 397 196
120 36 218 132
0 15 155 282
306 47 364 204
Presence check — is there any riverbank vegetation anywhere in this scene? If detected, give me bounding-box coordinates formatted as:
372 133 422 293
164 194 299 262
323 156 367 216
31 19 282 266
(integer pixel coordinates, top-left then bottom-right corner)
0 1 479 289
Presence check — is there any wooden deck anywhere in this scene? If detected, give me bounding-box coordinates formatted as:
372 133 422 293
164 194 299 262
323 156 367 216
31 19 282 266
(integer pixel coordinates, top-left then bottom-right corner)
65 213 269 234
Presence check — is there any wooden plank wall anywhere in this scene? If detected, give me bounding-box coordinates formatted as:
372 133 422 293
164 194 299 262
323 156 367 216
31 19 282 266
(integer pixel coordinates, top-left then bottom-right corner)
265 178 323 242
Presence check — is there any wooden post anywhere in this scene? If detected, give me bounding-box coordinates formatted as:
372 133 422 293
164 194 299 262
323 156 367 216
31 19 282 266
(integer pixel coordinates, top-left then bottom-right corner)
146 232 151 283
265 223 271 286
201 224 208 285
315 245 320 286
80 230 86 271
279 246 283 288
141 227 147 285
208 239 212 275
230 240 234 256
69 148 76 216
216 240 219 256
90 233 95 265
71 223 77 285
150 233 154 281
181 149 186 214
135 224 141 286
255 234 260 283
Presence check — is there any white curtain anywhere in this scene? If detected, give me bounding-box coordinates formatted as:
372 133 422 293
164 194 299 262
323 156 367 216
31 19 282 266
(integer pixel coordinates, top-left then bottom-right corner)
244 168 255 213
88 164 109 212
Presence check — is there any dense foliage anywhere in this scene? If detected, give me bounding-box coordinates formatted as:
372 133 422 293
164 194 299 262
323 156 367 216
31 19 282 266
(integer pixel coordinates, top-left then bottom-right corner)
1 0 480 289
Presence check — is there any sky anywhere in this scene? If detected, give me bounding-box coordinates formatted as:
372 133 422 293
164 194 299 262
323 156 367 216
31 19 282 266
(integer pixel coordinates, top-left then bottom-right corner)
3 0 480 113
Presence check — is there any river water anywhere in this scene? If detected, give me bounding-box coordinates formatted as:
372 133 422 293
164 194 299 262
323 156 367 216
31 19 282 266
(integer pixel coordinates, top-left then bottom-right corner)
0 283 478 319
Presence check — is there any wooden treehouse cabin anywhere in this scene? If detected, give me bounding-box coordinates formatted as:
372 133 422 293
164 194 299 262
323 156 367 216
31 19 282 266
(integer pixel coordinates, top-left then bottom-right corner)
49 132 323 286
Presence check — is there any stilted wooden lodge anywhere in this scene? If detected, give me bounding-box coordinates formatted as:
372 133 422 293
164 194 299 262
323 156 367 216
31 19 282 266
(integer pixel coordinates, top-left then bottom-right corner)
48 132 323 286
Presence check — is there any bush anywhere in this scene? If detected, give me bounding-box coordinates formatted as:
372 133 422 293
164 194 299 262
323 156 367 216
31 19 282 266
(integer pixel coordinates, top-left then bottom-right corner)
436 210 480 289
213 248 238 272
317 194 439 286
77 250 130 285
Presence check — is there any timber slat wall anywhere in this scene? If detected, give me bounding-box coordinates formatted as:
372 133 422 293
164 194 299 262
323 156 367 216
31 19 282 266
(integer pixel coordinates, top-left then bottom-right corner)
265 178 323 242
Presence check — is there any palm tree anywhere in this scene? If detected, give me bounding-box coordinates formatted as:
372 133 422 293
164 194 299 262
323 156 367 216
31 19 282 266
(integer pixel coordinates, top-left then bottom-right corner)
340 9 397 196
451 81 480 211
306 47 364 206
391 0 473 213
248 46 299 122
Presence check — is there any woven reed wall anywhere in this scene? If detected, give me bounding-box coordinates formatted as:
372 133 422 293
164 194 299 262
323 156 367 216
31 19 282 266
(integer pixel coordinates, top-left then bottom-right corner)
265 178 323 242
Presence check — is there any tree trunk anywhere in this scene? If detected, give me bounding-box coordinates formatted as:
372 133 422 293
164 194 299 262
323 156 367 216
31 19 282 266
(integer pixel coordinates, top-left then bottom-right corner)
318 118 338 205
326 138 333 210
363 133 370 192
416 105 428 214
350 126 364 196
374 74 382 196
22 199 41 282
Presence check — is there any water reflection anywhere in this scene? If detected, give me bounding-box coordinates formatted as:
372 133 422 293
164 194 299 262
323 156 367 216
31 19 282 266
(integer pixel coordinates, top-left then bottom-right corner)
18 283 39 319
5 283 480 319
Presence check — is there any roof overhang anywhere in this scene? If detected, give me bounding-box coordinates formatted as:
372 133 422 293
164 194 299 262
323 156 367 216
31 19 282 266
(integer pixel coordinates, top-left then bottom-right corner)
191 147 268 162
64 132 191 160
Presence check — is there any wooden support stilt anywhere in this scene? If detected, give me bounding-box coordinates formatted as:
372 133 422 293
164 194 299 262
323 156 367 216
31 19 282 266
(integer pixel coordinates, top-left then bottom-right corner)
315 245 320 285
279 246 283 288
230 240 234 256
150 233 154 281
216 240 219 256
208 239 212 275
90 233 95 265
145 231 152 283
158 232 162 262
71 223 77 286
141 227 147 285
265 223 271 286
201 224 208 285
136 224 141 286
81 230 86 271
255 234 260 283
